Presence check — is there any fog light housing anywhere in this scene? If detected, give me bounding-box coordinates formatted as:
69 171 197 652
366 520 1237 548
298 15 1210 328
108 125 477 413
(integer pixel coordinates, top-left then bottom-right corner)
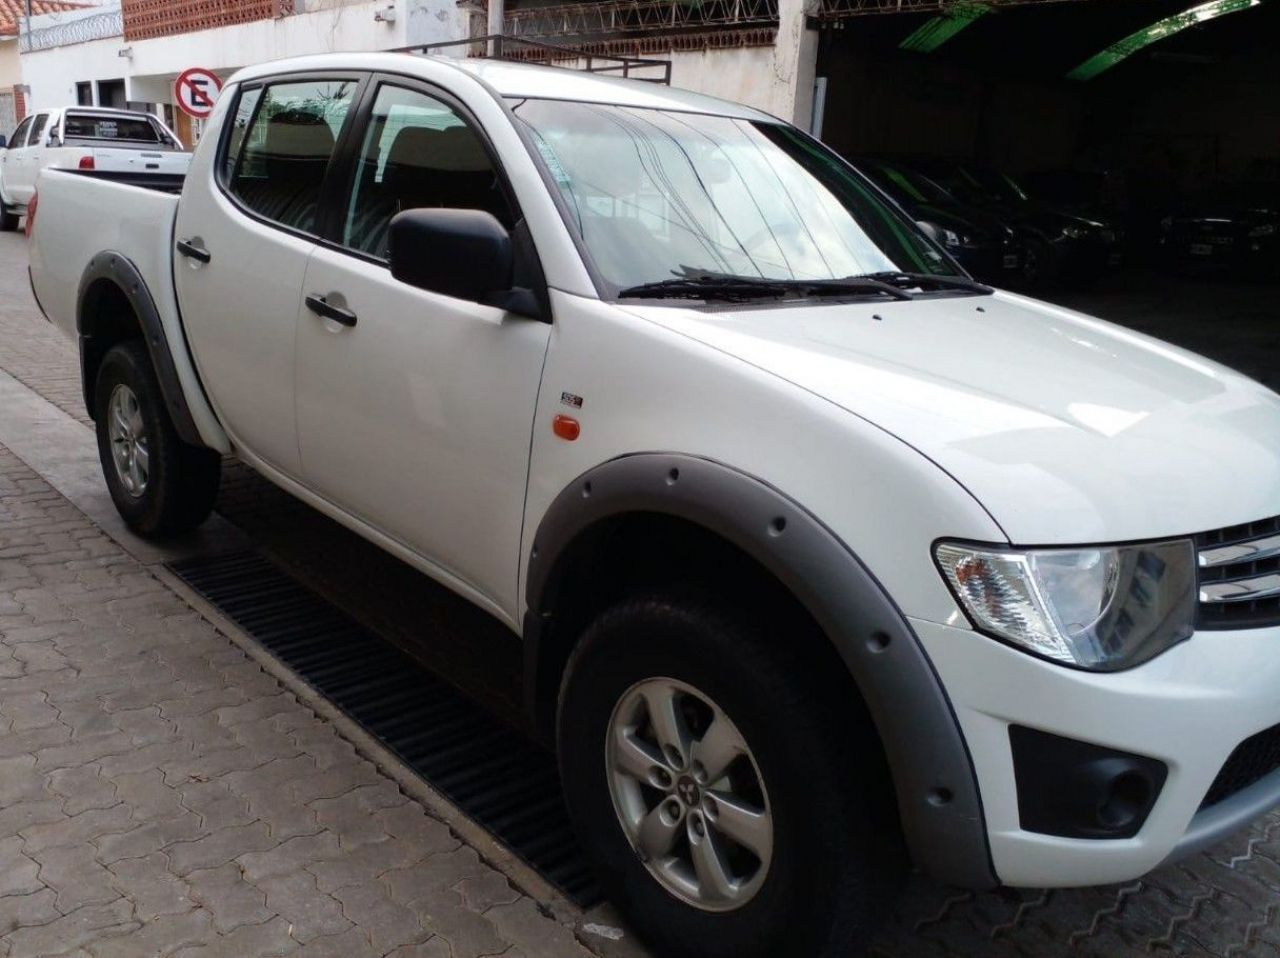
1010 725 1166 839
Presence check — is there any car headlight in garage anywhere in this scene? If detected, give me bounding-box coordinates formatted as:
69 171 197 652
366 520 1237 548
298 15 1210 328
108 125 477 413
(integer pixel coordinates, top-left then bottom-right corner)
1248 223 1276 238
1062 224 1092 240
934 540 1197 671
942 228 964 247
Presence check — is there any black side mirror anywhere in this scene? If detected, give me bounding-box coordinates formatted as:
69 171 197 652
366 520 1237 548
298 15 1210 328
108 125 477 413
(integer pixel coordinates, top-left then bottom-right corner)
389 208 516 305
0 135 7 150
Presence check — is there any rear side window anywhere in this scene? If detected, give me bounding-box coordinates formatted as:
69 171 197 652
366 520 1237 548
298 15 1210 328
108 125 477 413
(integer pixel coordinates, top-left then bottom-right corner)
63 112 160 143
28 114 49 147
224 79 357 236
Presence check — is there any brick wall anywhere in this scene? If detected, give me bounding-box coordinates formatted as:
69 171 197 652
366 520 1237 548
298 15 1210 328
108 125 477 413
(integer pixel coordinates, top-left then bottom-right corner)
122 0 295 42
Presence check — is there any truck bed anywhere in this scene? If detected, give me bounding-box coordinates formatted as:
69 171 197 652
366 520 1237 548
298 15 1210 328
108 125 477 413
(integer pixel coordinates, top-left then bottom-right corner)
29 169 182 350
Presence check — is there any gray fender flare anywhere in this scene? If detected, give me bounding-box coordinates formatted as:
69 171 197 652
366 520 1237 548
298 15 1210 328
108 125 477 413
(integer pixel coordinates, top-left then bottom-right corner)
77 251 205 447
525 452 996 889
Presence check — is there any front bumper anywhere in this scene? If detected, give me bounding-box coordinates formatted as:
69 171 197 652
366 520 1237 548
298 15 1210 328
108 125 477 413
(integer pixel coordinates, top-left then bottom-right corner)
913 616 1280 887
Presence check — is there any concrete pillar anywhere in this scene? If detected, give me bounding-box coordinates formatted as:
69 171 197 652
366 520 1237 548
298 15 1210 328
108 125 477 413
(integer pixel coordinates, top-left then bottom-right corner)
771 0 819 130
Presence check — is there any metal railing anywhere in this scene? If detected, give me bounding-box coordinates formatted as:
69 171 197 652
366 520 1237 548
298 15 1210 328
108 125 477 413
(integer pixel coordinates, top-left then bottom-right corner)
502 0 779 38
404 35 674 84
814 0 1094 20
19 9 124 51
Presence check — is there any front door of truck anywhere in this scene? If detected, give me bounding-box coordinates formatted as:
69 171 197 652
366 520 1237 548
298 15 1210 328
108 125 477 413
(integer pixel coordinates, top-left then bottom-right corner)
294 79 551 619
173 75 361 478
7 112 48 204
0 116 32 205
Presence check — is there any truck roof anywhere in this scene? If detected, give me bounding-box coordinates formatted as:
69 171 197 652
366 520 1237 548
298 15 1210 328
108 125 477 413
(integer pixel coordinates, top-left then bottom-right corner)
229 52 777 123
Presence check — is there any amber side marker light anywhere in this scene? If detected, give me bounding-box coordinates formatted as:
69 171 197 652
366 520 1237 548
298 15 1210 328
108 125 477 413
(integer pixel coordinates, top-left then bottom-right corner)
552 415 581 441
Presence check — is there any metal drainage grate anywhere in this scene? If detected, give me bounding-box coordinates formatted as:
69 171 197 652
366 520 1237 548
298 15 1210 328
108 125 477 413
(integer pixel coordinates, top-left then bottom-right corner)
168 549 601 906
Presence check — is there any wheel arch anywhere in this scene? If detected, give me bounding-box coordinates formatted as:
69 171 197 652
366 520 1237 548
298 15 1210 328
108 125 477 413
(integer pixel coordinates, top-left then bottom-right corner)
77 252 205 447
524 452 997 889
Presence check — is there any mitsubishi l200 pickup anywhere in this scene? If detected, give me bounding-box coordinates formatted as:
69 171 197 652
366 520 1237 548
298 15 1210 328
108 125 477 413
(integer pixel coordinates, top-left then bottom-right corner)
25 51 1280 958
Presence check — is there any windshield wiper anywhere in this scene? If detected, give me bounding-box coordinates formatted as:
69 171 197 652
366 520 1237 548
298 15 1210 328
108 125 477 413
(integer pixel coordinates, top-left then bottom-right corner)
857 271 993 295
618 275 914 302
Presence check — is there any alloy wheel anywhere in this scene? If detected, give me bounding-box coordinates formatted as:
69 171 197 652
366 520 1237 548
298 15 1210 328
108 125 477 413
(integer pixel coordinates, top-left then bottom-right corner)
108 383 150 498
606 677 773 912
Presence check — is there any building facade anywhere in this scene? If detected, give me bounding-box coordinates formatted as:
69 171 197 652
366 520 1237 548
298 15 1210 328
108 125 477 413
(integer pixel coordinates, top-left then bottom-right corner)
18 0 468 144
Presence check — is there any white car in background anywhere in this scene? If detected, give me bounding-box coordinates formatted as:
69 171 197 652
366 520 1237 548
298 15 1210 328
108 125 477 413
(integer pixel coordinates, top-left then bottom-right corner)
0 106 189 230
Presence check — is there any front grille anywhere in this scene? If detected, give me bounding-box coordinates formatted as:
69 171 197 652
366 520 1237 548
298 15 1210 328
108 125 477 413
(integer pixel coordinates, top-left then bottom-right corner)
1195 515 1280 630
1202 722 1280 809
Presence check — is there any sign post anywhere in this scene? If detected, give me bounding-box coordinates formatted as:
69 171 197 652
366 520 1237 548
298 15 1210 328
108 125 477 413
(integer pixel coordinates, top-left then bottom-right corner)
174 67 223 121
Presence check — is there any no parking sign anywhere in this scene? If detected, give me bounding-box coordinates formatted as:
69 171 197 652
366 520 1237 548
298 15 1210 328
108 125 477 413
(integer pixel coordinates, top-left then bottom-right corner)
174 68 223 120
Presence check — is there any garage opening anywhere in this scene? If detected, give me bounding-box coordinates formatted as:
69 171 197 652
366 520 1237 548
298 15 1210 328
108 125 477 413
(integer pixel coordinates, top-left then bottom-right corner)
810 0 1278 284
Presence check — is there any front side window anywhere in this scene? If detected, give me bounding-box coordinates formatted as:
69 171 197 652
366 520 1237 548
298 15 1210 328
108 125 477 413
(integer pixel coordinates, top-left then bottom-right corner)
8 117 32 149
341 84 512 260
225 79 356 235
509 99 956 294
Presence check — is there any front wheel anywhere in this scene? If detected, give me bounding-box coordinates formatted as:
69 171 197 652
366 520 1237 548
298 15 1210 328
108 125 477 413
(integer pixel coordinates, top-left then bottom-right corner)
558 595 905 958
94 340 221 537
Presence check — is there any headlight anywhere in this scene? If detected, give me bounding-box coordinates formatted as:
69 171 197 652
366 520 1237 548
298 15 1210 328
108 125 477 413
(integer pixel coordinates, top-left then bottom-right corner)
1062 225 1091 239
1160 216 1174 231
934 540 1197 671
1248 223 1276 238
943 228 962 247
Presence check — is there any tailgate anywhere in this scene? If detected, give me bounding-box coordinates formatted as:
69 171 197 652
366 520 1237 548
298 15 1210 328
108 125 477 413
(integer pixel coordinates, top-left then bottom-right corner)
92 147 192 176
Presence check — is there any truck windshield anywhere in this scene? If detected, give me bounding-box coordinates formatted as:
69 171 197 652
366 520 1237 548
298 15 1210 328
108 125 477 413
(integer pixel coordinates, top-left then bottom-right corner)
508 99 957 294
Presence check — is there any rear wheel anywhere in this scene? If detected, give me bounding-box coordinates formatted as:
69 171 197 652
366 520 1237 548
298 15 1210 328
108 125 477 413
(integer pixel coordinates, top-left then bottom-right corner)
94 340 220 537
558 594 905 958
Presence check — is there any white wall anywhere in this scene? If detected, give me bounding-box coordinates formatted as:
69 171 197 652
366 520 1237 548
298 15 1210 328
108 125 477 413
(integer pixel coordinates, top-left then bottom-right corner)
0 37 21 90
667 46 790 120
22 0 466 109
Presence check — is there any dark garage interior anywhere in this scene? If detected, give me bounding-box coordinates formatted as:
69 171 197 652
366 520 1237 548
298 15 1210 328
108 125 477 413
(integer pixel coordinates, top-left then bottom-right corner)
809 0 1278 393
819 0 1279 204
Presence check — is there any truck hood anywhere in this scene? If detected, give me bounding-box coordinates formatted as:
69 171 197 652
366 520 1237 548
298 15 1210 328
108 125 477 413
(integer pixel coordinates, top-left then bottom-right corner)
621 291 1280 544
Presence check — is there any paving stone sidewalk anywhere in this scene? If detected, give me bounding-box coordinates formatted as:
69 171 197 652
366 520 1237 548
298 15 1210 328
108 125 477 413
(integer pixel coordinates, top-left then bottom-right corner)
0 440 598 958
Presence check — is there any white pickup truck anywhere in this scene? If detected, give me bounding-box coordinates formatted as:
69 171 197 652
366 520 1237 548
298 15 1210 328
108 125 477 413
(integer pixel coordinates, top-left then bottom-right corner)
26 52 1280 958
1 106 188 229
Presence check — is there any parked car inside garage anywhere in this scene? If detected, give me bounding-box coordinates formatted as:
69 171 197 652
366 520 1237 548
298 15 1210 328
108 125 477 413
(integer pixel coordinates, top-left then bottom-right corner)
905 159 1125 288
854 157 1025 286
1156 182 1280 275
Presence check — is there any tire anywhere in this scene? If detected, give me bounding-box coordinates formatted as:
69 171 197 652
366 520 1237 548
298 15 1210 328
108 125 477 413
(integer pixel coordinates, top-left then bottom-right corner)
94 340 220 537
558 593 905 958
0 204 19 232
1020 237 1060 291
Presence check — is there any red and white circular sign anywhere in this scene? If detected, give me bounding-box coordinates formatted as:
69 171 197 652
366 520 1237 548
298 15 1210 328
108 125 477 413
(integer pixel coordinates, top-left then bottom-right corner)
174 68 223 120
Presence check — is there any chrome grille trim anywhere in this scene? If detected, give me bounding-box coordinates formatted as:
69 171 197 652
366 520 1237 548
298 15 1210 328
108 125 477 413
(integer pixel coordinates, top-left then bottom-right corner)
1200 574 1280 604
1199 533 1280 569
1195 515 1280 630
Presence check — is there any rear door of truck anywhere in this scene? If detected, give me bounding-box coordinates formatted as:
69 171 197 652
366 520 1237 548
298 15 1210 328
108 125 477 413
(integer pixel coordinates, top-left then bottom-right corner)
7 111 50 203
171 72 364 479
